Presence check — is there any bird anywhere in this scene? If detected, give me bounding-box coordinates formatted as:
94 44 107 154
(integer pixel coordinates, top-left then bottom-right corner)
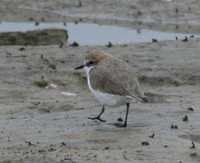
75 50 147 127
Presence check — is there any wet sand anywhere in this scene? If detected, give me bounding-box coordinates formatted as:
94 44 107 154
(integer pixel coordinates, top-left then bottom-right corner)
0 0 200 163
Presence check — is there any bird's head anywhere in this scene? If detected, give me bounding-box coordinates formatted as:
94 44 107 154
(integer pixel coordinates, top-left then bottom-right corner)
74 50 110 70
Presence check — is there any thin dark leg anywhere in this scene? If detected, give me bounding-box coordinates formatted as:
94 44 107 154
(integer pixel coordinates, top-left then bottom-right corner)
88 105 106 122
123 103 130 127
115 103 129 128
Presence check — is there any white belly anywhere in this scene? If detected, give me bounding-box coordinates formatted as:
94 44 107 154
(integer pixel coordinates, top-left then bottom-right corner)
91 88 127 106
85 66 128 106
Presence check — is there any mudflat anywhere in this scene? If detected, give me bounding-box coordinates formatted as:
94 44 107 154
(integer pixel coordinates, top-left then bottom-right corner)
0 0 200 163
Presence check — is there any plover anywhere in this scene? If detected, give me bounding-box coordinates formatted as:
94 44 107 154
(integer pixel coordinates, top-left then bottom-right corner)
75 50 147 127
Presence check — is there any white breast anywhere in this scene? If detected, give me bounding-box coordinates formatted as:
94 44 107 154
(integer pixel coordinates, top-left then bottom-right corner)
85 66 128 106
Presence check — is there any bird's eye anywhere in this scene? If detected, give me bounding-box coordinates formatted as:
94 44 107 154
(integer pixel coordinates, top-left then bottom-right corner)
86 61 95 66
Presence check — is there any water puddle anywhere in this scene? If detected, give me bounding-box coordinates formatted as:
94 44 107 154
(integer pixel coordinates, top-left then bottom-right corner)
0 22 197 45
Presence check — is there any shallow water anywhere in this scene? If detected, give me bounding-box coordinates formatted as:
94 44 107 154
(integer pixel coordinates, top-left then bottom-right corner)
0 22 197 45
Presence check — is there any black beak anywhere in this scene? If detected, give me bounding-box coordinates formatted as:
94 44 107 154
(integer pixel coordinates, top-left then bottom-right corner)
74 61 95 70
74 64 85 70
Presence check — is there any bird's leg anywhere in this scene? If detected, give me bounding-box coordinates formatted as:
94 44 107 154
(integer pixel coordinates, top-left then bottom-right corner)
88 105 106 122
115 103 129 128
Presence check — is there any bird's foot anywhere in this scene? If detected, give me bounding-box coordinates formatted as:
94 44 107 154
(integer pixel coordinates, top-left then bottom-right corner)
114 122 127 128
88 116 106 122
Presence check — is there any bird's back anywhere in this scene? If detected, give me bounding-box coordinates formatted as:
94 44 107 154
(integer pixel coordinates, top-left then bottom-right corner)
89 56 145 101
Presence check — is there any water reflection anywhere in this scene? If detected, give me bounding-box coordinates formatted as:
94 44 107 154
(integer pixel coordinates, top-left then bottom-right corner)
0 22 197 45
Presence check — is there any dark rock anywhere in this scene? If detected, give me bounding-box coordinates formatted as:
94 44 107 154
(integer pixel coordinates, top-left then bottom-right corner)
106 41 113 48
0 29 68 45
171 124 178 129
187 107 194 111
182 115 188 122
141 141 150 146
70 41 79 47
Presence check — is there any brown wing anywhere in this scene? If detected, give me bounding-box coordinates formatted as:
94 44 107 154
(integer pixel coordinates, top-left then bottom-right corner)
90 57 144 100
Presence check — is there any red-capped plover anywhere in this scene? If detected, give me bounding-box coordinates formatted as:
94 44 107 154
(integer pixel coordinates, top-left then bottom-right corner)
75 50 147 127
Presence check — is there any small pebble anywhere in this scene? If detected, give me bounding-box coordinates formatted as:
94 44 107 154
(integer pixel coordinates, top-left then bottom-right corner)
163 145 168 148
29 17 34 21
182 115 188 122
19 47 25 51
171 124 178 129
187 107 194 111
70 41 79 47
149 132 155 138
117 117 123 122
25 141 34 146
106 41 113 48
190 152 197 157
104 146 110 150
190 35 194 38
35 21 39 26
152 38 158 43
175 8 179 14
190 141 195 149
182 36 188 42
141 141 150 146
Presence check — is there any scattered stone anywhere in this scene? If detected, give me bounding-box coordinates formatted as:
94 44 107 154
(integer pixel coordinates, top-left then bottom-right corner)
190 141 195 149
137 11 143 16
29 17 34 21
25 140 35 146
141 141 150 146
187 107 194 111
149 132 155 138
35 21 40 26
48 147 56 152
38 149 46 153
19 47 25 51
106 41 113 48
190 152 197 157
48 63 57 70
152 38 158 43
104 146 110 150
70 41 79 47
175 7 179 14
171 124 178 129
182 115 188 122
61 142 66 146
117 117 123 122
33 80 48 88
182 36 188 42
190 35 194 38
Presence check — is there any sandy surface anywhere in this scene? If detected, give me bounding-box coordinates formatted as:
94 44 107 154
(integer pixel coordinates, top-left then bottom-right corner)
1 0 200 163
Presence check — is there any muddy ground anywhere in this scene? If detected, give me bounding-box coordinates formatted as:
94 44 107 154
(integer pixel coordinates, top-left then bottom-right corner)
1 0 200 163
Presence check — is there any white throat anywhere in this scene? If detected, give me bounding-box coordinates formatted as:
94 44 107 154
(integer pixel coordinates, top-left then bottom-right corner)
84 66 94 91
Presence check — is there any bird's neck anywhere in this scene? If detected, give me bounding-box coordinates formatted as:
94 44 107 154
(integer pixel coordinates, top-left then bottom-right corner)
84 66 94 91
